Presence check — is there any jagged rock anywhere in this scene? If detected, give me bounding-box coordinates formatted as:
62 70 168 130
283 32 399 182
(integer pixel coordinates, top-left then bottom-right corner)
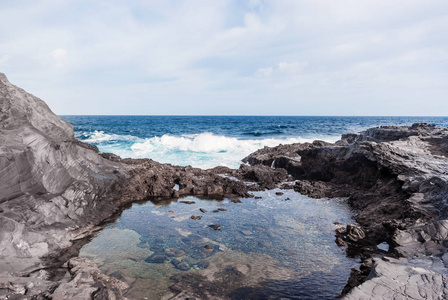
0 72 124 286
345 257 448 299
2 71 448 299
244 123 448 298
50 257 129 300
238 164 288 189
0 73 253 299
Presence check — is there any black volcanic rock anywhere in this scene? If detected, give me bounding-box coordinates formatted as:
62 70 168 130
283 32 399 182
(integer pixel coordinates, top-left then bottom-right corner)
243 123 448 299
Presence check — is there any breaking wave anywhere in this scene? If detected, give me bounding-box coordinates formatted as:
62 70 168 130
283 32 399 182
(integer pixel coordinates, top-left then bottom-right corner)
79 131 338 169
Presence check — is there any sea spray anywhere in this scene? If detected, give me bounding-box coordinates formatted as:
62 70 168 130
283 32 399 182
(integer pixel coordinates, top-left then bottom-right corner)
79 131 335 168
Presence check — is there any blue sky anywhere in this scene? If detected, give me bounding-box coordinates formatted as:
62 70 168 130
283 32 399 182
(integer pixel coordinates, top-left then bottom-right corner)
0 0 447 115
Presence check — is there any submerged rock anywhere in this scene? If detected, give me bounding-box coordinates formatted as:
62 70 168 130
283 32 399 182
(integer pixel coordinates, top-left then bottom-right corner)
145 252 168 264
171 258 190 271
165 248 185 257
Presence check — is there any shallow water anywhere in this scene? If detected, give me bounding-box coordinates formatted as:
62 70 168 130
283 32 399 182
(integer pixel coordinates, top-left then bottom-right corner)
80 189 357 299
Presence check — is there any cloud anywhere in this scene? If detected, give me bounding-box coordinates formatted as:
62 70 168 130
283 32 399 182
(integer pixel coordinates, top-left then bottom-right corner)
51 48 67 67
0 55 10 65
255 67 273 77
255 61 308 78
0 0 446 115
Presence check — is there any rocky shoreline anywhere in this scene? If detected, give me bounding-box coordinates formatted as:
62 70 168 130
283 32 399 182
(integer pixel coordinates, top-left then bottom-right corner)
1 72 447 299
244 122 448 298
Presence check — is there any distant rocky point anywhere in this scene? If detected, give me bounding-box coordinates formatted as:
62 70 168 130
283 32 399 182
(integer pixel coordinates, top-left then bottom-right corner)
1 72 447 299
244 121 448 298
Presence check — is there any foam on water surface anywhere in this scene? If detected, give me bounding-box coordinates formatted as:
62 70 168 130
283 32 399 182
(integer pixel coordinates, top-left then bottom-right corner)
63 115 448 169
80 131 333 168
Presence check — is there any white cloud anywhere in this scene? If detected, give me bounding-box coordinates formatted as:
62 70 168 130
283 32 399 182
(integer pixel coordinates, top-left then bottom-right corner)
0 0 447 115
255 67 273 78
0 54 10 65
256 62 307 78
51 48 67 67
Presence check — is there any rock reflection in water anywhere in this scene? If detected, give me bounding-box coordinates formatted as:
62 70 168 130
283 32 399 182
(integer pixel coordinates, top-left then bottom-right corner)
80 189 357 299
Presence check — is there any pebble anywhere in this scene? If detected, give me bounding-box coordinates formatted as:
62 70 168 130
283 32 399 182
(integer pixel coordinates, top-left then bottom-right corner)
180 201 196 204
204 245 213 252
208 224 222 231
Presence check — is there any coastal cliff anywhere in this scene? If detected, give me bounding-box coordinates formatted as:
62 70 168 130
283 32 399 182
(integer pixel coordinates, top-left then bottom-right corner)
1 72 447 299
0 73 248 299
0 72 127 298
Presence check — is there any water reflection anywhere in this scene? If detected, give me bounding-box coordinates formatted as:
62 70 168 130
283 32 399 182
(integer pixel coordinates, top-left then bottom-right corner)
80 189 357 299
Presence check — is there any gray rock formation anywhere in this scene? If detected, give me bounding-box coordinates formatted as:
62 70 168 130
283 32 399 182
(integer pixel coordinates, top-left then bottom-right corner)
0 73 252 299
244 123 448 298
0 72 128 298
2 71 447 299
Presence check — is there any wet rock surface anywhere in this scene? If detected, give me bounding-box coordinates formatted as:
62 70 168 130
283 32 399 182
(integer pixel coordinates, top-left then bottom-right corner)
244 122 448 298
2 71 448 299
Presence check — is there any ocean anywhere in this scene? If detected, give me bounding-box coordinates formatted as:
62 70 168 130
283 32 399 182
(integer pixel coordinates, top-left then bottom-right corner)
61 116 448 169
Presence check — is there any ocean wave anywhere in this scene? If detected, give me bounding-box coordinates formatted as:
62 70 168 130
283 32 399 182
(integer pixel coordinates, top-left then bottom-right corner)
80 130 143 143
79 131 339 169
131 132 313 154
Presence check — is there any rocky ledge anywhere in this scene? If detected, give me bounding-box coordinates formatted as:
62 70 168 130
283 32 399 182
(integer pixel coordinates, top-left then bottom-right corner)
244 122 448 298
0 73 255 299
1 72 447 299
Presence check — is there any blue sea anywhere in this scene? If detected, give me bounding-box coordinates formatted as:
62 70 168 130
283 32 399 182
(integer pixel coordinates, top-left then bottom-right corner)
61 116 448 169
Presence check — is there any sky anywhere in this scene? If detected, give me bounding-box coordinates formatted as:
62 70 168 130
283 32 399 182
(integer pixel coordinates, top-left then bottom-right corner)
0 0 447 116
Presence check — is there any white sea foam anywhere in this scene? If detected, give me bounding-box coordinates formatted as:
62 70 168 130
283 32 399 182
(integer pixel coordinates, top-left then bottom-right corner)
82 131 339 169
81 130 143 143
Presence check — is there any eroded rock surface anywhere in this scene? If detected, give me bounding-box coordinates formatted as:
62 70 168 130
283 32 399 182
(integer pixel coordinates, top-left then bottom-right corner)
244 123 448 298
2 71 448 299
0 73 251 299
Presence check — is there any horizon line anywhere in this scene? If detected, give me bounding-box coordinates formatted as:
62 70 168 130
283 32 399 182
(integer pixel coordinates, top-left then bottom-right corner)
58 114 448 117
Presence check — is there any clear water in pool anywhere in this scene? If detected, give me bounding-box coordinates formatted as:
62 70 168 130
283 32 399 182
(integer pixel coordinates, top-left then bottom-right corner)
80 189 357 299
